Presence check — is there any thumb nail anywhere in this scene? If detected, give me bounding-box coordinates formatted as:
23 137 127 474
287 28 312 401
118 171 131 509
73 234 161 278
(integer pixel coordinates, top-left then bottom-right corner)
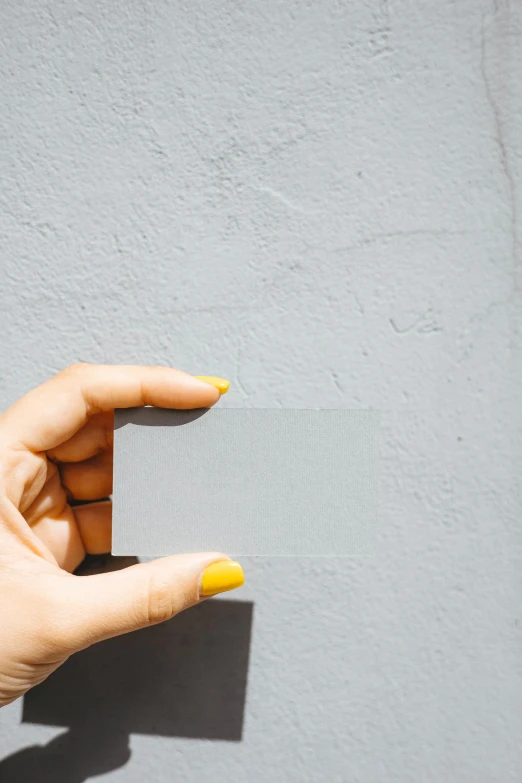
199 560 244 596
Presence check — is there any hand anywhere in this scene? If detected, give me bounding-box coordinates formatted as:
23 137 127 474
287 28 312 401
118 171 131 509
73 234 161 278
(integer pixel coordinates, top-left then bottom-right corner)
0 364 244 707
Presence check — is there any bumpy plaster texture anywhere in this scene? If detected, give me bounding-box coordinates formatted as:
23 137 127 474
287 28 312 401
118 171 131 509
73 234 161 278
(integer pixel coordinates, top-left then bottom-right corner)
1 1 521 781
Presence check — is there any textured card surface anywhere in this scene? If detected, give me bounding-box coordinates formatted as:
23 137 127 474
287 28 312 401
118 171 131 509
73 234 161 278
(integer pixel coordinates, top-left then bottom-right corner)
112 408 379 557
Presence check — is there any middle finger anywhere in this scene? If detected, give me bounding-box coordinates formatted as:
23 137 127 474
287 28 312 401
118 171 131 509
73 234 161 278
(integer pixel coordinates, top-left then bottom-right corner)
47 412 114 463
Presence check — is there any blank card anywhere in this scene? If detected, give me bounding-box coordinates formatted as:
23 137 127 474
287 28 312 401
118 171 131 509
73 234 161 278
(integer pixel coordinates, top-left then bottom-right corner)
112 408 379 557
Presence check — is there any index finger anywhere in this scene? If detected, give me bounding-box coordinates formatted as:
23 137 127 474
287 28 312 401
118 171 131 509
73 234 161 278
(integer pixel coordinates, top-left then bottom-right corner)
0 363 223 452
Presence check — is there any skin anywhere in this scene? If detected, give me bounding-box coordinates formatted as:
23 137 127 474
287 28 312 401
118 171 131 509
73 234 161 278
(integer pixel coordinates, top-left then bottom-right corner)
0 363 229 707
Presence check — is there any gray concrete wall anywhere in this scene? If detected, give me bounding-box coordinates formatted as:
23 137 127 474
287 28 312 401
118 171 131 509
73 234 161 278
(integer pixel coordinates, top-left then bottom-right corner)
1 1 521 780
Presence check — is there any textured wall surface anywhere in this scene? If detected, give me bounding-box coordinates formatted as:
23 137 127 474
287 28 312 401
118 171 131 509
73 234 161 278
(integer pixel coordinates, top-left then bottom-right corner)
1 1 521 781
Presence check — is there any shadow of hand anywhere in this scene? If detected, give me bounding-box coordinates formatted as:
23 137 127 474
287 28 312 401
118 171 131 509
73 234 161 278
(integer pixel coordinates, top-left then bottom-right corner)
0 585 253 782
0 726 131 783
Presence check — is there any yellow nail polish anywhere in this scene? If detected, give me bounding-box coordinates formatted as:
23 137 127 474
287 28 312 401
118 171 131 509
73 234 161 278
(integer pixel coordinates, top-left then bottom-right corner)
194 376 230 395
200 560 244 596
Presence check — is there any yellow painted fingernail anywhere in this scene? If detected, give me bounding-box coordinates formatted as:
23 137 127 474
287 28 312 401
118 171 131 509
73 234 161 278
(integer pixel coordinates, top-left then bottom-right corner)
200 560 244 596
194 376 230 394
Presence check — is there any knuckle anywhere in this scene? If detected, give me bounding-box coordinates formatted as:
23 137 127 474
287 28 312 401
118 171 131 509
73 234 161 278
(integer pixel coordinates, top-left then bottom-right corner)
103 426 114 450
61 362 91 378
142 573 176 626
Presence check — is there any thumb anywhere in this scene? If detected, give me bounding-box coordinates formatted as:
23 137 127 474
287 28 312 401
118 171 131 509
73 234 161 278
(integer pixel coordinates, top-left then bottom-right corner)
56 554 244 653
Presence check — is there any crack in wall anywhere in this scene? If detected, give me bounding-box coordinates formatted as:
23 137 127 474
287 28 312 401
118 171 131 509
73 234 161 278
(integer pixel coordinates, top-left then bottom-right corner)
253 184 315 216
480 9 519 287
310 228 481 258
235 338 248 399
389 307 443 337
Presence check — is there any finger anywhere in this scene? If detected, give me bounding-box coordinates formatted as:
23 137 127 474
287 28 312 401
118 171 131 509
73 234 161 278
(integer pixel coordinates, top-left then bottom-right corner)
31 504 86 572
48 412 113 463
0 364 224 452
23 461 86 571
73 500 112 555
23 461 65 525
60 451 113 500
52 554 245 652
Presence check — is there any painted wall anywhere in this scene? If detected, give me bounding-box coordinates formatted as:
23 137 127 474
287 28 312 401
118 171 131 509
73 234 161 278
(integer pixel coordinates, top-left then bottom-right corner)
1 1 521 780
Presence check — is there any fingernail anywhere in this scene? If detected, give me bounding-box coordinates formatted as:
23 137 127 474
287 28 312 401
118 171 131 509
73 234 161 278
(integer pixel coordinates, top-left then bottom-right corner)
200 560 244 596
194 376 230 395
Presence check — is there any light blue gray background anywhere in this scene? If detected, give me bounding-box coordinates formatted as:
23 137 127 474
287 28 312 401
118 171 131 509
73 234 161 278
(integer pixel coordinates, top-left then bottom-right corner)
1 0 521 781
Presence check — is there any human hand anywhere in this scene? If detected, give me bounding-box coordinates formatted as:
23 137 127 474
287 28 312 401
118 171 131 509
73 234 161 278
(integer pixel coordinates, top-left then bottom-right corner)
0 364 244 707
